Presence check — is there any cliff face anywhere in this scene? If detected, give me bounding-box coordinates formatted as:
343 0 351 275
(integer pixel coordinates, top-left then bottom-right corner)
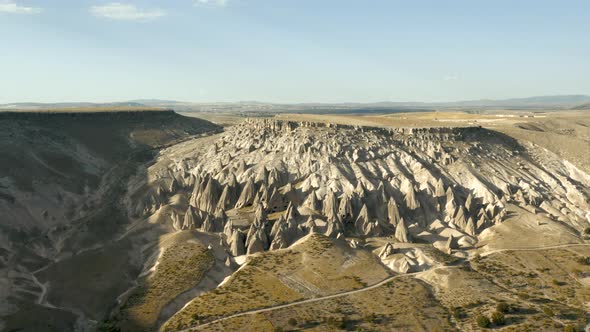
0 111 221 330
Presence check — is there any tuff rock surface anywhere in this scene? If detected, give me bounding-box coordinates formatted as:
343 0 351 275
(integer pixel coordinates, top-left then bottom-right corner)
129 119 590 257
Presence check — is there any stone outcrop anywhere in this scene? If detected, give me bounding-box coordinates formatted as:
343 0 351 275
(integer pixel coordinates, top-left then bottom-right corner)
387 198 401 228
379 243 395 258
395 217 411 243
235 178 256 209
182 206 201 230
131 119 590 258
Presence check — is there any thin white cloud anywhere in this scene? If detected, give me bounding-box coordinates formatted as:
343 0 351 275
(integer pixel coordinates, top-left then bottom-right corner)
195 0 228 7
444 75 459 81
91 2 165 21
0 1 41 14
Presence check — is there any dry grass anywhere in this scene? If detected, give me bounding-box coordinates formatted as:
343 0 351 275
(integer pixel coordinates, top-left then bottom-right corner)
438 247 590 331
161 234 391 331
473 247 590 309
200 277 453 331
112 232 214 331
419 265 583 331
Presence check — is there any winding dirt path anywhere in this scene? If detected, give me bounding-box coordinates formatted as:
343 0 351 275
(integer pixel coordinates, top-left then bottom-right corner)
479 243 590 257
177 266 465 332
175 243 590 331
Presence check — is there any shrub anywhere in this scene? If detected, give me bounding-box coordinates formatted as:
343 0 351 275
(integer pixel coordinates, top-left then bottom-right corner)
496 302 510 313
363 313 377 322
563 325 577 332
476 315 491 328
583 227 590 235
451 307 465 319
288 318 298 327
491 311 505 325
543 307 554 317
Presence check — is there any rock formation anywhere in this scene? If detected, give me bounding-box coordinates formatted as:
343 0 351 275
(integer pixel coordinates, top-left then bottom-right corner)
182 206 200 230
379 243 395 258
395 217 411 243
131 119 590 258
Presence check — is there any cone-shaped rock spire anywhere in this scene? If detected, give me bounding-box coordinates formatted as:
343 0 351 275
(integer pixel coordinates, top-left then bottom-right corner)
235 178 256 208
395 217 410 243
387 197 401 228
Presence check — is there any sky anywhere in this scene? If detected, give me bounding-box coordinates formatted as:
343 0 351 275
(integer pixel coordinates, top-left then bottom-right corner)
1 0 589 103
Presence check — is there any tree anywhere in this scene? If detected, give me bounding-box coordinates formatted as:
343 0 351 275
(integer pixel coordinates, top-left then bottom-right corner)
288 318 298 327
476 315 491 328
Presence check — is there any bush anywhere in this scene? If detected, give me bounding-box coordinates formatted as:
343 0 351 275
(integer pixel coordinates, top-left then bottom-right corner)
564 325 577 332
288 318 297 326
363 313 377 322
476 315 491 328
451 307 465 319
583 227 590 235
543 307 554 317
491 311 505 325
496 302 510 313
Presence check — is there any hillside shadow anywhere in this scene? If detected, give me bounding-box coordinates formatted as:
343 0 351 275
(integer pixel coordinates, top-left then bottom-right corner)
0 111 221 332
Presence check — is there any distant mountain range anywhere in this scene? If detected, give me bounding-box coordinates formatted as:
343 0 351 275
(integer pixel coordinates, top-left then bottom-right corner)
2 95 590 112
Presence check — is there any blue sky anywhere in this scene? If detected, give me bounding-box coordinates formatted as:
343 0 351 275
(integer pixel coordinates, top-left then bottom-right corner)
1 0 589 103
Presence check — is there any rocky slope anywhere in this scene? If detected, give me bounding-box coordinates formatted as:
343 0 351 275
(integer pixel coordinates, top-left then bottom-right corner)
133 119 589 262
0 111 221 332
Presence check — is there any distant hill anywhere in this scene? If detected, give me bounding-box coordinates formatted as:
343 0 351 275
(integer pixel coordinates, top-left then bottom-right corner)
3 95 590 113
0 101 148 110
440 95 590 108
160 95 590 112
571 102 590 110
127 99 184 106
